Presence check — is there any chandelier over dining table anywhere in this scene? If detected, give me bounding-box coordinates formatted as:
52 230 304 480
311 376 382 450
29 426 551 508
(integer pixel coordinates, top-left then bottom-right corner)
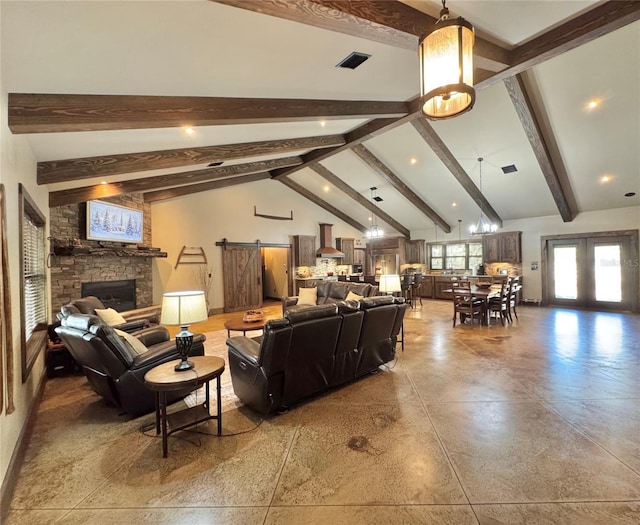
469 157 498 235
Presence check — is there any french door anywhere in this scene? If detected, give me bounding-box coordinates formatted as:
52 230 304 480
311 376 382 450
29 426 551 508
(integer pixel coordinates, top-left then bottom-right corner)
546 234 635 311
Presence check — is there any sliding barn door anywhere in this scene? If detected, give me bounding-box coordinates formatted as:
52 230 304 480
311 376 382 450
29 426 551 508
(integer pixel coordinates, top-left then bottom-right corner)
221 245 262 313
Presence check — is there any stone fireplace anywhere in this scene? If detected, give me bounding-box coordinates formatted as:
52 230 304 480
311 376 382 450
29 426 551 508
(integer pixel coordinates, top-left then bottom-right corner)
81 279 137 312
49 194 156 319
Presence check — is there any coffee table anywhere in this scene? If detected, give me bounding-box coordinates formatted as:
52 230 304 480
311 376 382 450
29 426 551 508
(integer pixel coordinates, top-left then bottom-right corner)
144 355 225 458
224 317 267 338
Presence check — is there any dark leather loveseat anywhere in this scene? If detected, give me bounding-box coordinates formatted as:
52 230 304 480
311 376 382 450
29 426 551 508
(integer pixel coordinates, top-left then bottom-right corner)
56 313 205 415
282 280 378 315
227 295 407 414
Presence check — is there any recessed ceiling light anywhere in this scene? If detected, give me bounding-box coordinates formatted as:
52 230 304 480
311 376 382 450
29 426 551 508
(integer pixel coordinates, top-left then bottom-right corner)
100 180 108 185
586 99 600 111
452 202 457 207
323 185 330 192
410 157 418 165
319 120 326 128
368 216 372 222
600 175 611 183
184 127 194 135
625 192 636 197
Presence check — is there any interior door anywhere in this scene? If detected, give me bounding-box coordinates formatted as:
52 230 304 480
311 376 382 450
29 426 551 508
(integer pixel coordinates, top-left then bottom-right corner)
547 236 632 311
221 245 262 313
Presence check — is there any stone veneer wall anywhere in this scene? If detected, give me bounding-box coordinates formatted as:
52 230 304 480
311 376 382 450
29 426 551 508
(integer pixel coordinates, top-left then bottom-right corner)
49 194 154 319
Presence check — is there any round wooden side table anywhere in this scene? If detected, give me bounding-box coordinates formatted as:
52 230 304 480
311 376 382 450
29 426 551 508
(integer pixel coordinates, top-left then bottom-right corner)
144 355 225 458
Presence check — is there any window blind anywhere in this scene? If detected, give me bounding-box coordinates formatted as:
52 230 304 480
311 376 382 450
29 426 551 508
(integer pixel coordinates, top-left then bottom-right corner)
23 211 46 340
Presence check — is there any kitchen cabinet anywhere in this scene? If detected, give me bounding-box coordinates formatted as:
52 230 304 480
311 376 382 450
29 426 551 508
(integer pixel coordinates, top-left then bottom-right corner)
482 232 522 263
335 238 355 264
405 239 425 264
353 248 366 265
419 276 434 298
293 235 317 267
434 276 456 300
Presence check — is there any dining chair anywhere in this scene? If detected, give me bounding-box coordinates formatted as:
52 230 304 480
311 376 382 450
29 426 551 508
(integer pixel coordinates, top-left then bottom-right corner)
507 276 521 322
411 274 423 307
487 277 511 326
452 289 483 327
401 274 414 308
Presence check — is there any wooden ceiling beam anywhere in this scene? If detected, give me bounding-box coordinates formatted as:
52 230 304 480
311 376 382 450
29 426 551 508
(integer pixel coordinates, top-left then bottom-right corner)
49 156 302 208
278 177 368 233
351 144 451 233
310 163 411 238
504 74 578 223
477 0 640 89
144 172 270 203
271 113 417 180
8 93 409 134
38 135 343 184
410 118 503 228
215 0 510 67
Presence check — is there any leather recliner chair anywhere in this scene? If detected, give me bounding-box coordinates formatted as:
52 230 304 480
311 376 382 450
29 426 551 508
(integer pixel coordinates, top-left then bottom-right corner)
56 313 206 415
58 295 162 333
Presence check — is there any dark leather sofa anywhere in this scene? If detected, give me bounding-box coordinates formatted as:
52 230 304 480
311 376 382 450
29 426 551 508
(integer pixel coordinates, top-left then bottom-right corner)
56 313 205 415
58 295 162 333
282 280 378 315
227 295 407 414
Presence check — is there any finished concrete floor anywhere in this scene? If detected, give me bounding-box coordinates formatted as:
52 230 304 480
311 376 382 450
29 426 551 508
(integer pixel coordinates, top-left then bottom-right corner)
5 300 640 524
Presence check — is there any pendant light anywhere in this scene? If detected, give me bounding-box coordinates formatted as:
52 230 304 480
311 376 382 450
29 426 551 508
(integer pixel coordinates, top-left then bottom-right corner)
469 157 498 235
419 0 475 120
365 187 384 239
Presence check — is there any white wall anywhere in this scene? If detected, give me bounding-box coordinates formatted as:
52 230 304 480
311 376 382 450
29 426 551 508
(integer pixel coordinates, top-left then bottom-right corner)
412 206 640 301
151 179 363 309
0 43 50 492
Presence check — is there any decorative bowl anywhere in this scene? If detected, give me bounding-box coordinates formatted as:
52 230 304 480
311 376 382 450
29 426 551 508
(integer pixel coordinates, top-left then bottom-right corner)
243 310 264 322
476 283 493 289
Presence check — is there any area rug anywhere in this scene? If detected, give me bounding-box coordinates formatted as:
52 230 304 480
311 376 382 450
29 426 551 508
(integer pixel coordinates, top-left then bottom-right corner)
183 329 262 413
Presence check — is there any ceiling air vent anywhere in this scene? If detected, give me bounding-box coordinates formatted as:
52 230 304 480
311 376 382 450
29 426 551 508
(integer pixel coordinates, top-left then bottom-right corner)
207 161 223 167
501 164 518 174
373 196 383 202
336 52 371 70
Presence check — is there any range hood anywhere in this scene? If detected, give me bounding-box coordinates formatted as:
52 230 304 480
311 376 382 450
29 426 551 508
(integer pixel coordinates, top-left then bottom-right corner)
316 223 344 258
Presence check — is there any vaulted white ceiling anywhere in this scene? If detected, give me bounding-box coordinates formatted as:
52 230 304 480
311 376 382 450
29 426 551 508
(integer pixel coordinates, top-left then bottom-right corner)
2 0 638 237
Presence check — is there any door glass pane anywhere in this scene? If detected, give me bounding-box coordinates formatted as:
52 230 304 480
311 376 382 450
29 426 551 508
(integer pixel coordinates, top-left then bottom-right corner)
554 246 577 299
594 245 621 302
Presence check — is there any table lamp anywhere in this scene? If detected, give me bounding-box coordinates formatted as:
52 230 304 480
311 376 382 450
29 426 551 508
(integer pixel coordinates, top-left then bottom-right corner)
160 290 208 371
378 274 401 295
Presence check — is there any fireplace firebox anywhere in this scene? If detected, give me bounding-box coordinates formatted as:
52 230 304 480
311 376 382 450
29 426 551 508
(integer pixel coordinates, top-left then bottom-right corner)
81 279 136 312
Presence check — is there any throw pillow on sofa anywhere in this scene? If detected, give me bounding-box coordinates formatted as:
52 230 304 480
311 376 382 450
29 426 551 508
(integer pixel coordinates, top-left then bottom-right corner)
95 307 127 326
114 329 148 357
298 287 318 305
345 291 363 301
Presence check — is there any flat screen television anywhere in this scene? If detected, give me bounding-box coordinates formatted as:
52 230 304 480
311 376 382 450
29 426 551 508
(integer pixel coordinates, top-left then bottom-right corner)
86 200 143 244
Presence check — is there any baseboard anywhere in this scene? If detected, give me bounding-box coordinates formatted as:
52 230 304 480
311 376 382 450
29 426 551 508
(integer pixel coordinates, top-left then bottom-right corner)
0 371 47 521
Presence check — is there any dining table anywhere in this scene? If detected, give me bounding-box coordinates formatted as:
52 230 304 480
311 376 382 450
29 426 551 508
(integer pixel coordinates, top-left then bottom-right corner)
444 284 502 325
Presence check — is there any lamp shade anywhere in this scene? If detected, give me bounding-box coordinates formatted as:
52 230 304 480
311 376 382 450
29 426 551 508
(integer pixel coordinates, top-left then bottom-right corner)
160 290 208 326
419 14 475 120
379 274 401 294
